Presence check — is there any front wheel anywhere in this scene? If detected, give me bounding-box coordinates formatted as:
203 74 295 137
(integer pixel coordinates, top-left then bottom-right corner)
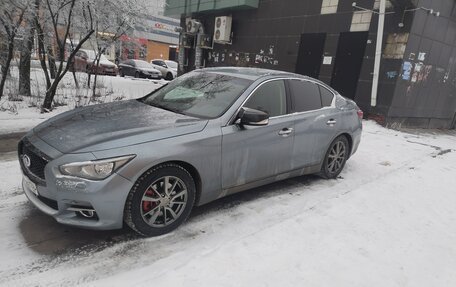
320 135 349 179
124 164 196 236
134 71 139 78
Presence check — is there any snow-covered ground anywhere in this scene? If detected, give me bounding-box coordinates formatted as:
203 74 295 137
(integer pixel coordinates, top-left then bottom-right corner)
0 66 165 135
0 120 455 286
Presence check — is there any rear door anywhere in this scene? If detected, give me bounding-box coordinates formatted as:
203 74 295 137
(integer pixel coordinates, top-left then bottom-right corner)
221 79 294 189
287 79 339 168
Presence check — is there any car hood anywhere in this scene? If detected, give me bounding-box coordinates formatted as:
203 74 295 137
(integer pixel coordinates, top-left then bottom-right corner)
99 60 116 68
33 100 207 153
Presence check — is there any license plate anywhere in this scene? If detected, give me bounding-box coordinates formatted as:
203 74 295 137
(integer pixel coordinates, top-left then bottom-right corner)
24 176 38 196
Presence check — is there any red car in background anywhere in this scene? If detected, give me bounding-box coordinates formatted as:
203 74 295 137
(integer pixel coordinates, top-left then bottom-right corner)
71 49 118 76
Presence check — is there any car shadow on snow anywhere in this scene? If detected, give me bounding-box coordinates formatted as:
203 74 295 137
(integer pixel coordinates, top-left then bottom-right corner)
17 174 320 257
18 203 139 256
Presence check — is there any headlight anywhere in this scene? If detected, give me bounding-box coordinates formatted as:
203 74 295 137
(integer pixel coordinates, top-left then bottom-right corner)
59 155 135 180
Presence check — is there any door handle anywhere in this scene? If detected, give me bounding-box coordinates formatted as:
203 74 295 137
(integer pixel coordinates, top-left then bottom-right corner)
326 119 337 126
278 128 294 136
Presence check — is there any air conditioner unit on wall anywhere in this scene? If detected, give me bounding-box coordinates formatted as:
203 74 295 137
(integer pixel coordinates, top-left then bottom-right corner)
185 18 200 34
213 16 232 44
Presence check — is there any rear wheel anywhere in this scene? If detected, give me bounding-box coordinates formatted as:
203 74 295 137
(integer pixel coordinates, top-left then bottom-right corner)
165 72 173 81
320 135 349 179
119 69 124 77
124 164 196 236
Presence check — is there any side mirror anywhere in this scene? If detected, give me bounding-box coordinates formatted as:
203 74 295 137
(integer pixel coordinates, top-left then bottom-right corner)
238 107 269 126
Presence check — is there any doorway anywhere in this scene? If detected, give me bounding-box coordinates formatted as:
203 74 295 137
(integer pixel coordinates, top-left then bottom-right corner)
295 33 326 78
169 47 177 61
331 32 369 100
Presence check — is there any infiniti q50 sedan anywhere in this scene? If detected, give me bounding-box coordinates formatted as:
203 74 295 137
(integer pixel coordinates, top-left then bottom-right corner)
19 67 362 236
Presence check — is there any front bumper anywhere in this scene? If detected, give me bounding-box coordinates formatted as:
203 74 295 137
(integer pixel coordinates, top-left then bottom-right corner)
22 172 133 230
19 137 134 230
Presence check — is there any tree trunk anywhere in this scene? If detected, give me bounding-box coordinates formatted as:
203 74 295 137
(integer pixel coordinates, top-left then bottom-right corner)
42 81 58 111
47 44 57 79
19 29 35 97
72 70 79 88
92 54 102 98
0 39 15 100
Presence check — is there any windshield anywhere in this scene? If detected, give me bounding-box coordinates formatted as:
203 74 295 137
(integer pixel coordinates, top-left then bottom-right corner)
141 71 252 119
165 60 177 69
135 60 152 68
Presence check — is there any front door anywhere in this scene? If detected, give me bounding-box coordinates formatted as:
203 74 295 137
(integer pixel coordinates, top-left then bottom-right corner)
295 33 326 78
331 32 368 100
221 80 294 189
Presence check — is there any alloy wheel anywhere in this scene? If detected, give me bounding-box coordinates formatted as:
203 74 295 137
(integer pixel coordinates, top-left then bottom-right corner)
140 176 188 227
327 141 346 174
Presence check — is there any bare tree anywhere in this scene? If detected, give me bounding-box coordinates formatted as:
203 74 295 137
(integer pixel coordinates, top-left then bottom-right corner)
0 0 29 100
86 0 149 98
40 0 94 111
18 14 36 97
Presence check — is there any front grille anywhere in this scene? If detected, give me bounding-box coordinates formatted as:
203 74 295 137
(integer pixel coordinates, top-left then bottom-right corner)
18 139 51 186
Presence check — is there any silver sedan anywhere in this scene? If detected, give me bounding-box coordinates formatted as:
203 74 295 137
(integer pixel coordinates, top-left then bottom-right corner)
19 67 362 236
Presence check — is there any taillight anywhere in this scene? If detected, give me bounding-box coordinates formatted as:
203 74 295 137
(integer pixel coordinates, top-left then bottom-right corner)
357 109 364 120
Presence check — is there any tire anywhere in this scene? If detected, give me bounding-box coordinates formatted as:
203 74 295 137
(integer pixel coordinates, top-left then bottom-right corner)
124 164 196 237
119 69 124 77
135 71 139 78
320 135 349 179
165 72 173 81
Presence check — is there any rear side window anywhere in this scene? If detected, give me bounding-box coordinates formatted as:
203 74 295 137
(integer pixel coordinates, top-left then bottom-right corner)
245 80 287 117
288 80 321 112
319 85 334 107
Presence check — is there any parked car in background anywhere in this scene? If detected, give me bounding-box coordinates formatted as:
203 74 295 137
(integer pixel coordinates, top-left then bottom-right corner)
19 67 362 237
71 49 118 76
150 59 178 80
119 60 162 79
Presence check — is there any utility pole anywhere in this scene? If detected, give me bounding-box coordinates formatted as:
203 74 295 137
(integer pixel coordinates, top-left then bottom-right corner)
371 0 386 107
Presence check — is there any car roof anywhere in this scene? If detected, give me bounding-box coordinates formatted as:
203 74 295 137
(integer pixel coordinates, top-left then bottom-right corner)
195 67 338 94
198 67 305 81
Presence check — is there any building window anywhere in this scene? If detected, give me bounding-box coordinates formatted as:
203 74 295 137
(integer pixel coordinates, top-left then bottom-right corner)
383 33 409 59
321 0 339 14
350 11 372 32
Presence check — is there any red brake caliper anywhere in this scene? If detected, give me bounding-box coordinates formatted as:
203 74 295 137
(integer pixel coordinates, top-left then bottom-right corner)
142 188 157 213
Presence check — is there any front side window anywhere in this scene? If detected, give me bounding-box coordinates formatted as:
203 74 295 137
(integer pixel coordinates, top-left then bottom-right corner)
244 80 287 117
288 80 322 112
142 72 252 119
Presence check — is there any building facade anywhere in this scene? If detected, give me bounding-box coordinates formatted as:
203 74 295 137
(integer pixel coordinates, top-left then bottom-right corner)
119 15 180 62
165 0 456 129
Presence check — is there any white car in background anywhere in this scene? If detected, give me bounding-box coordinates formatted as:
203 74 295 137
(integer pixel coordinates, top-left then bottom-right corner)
150 59 178 80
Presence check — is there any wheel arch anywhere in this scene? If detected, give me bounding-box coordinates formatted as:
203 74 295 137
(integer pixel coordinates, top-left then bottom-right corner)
133 160 203 206
319 132 354 170
339 132 353 158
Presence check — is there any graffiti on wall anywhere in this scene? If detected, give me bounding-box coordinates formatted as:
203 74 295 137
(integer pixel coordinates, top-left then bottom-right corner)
207 44 279 67
398 50 456 96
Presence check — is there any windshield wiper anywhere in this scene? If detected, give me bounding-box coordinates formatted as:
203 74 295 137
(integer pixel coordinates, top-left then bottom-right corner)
147 101 187 116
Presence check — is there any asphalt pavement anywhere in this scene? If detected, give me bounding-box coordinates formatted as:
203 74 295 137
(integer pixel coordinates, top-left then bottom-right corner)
0 132 25 153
